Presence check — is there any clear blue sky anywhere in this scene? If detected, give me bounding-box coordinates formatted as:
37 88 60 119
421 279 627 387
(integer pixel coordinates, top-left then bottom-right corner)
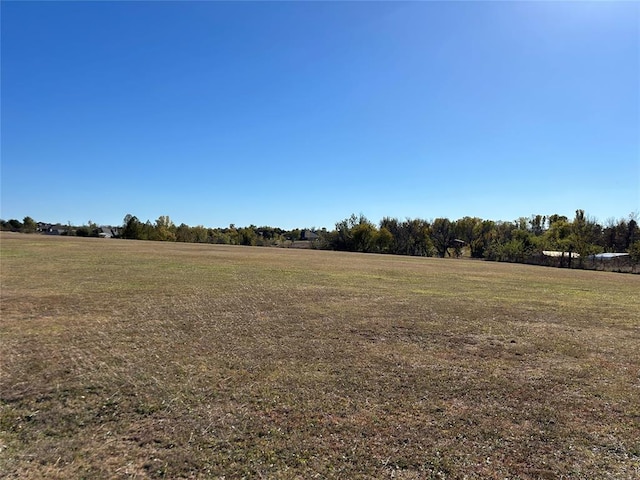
2 1 638 229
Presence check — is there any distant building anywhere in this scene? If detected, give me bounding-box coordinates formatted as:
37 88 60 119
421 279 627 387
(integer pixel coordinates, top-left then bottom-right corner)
589 253 629 259
543 250 580 258
46 224 68 235
300 230 319 241
98 226 120 238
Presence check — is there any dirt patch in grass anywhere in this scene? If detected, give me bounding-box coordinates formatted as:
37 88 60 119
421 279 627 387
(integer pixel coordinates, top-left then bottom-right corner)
1 233 639 478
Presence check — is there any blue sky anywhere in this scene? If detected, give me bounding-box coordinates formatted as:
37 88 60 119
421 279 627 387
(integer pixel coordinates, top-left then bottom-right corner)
2 1 638 229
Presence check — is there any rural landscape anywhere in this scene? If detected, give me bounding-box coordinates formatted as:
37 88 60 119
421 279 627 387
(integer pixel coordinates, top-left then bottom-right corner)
2 209 639 273
2 1 638 478
1 233 639 478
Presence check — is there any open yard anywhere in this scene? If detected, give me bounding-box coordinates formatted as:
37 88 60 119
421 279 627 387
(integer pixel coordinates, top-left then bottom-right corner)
1 233 639 479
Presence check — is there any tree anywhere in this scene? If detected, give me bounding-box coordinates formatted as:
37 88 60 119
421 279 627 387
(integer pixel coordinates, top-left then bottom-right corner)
376 226 394 253
154 215 176 241
484 221 518 261
333 214 359 251
431 218 455 258
529 214 546 236
6 219 23 232
225 225 240 245
379 217 433 256
403 219 433 256
121 214 143 240
87 220 100 237
238 226 257 246
455 217 479 244
75 226 91 237
548 214 568 227
351 220 377 253
629 240 640 263
287 229 302 242
380 217 402 254
470 220 496 258
22 216 37 233
570 209 601 262
545 218 571 249
192 225 209 243
544 218 575 267
456 216 491 257
176 223 195 243
626 217 639 250
598 216 636 252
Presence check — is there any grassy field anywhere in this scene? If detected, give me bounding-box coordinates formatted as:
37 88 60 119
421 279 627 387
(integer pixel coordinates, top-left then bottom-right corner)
1 233 639 479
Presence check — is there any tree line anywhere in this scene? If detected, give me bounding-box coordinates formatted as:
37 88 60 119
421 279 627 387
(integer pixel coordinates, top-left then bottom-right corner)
119 214 301 245
2 210 639 267
323 211 640 265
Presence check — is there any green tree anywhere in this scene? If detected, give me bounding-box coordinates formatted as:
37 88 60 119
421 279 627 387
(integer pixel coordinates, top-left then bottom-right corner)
351 220 377 253
22 216 37 233
238 226 257 246
470 220 496 258
154 215 176 241
529 214 546 236
87 220 100 237
376 226 394 253
192 225 209 243
570 209 601 262
403 219 433 256
122 214 143 240
76 226 91 237
333 214 358 251
379 217 402 254
544 218 575 267
226 225 240 245
431 218 455 258
455 217 479 244
176 223 195 242
9 219 23 231
379 217 432 256
548 214 568 227
545 218 572 249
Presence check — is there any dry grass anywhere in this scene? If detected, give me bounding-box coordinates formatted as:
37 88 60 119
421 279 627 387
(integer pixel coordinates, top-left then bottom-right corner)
1 233 639 479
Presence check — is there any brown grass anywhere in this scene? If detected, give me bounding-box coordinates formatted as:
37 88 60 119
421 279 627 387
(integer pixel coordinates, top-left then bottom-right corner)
1 233 639 479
